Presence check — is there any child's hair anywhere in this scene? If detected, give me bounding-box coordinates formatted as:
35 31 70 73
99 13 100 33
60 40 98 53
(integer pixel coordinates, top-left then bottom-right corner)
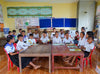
22 30 25 33
81 27 85 31
65 32 69 35
29 34 33 36
19 28 22 31
60 29 63 31
43 31 47 34
8 31 12 34
17 34 23 38
35 28 38 31
65 30 69 34
12 30 16 32
88 36 94 40
6 35 14 42
76 31 79 33
53 28 55 30
81 32 85 36
87 31 94 36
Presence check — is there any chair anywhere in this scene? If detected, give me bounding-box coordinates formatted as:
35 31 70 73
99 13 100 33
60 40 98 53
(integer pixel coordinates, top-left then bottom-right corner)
4 43 19 72
75 46 95 68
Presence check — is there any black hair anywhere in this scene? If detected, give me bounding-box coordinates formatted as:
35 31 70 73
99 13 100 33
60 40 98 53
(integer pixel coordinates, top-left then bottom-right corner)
12 30 16 32
65 32 69 35
43 31 47 34
65 30 69 34
22 30 25 33
87 31 94 36
8 31 12 34
28 28 31 30
6 35 14 42
19 28 22 31
81 32 85 36
44 29 47 32
88 36 94 40
81 27 85 31
76 31 79 33
60 29 63 31
17 34 23 38
29 34 33 36
53 28 55 30
55 31 58 34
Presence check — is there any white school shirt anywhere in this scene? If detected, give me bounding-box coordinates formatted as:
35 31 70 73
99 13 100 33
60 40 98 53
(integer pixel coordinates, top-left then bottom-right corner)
23 35 28 42
5 43 15 54
27 39 36 46
17 40 28 51
63 37 74 44
59 33 65 38
41 33 48 38
27 33 32 38
33 33 39 38
84 42 94 52
40 36 50 43
78 37 86 46
51 32 55 39
53 37 62 44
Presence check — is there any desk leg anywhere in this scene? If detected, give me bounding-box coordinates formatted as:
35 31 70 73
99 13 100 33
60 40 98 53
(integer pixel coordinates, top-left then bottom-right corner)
52 55 54 72
49 55 51 73
80 55 84 72
19 55 22 72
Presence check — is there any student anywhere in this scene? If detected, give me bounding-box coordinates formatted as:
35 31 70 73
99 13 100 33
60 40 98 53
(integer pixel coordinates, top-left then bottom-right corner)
59 29 64 39
17 28 22 36
53 31 62 44
21 30 28 43
81 27 85 33
78 32 85 47
41 29 48 37
81 36 94 57
5 35 41 69
33 29 39 39
27 29 32 38
17 34 28 51
74 31 79 44
12 30 17 41
7 31 12 38
27 34 36 46
51 28 56 39
40 32 50 44
63 32 74 44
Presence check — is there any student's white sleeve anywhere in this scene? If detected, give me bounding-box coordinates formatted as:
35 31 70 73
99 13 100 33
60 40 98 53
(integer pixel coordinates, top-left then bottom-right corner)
52 38 55 44
59 38 62 44
40 37 42 40
33 39 36 44
63 38 65 43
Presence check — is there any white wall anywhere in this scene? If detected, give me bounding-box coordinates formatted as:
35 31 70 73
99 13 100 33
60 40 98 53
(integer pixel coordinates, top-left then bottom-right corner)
78 1 95 32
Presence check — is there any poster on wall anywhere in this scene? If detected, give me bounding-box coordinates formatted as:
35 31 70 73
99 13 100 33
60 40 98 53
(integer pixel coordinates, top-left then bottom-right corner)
0 5 3 23
15 18 39 29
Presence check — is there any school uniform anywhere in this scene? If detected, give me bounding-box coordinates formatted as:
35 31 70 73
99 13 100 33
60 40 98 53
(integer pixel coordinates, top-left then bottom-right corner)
83 42 94 57
59 33 65 38
27 33 32 38
27 39 36 46
23 35 28 43
53 36 62 44
51 32 55 39
5 43 32 69
41 33 48 38
17 40 28 51
78 37 86 47
63 37 74 44
40 36 50 43
33 33 39 38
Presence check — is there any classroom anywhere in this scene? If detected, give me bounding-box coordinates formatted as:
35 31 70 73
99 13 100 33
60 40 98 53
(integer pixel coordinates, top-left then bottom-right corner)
0 0 100 74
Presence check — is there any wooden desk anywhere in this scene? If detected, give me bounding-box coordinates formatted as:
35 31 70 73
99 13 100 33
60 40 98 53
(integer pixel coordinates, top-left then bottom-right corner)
52 45 84 72
19 44 51 73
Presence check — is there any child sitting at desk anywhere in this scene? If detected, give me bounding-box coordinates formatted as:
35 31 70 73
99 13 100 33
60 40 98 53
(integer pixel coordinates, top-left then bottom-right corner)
81 36 94 57
17 34 28 52
27 34 36 46
51 28 56 39
33 29 39 39
59 29 65 39
27 29 32 38
63 32 74 44
21 30 28 43
74 31 79 44
53 31 62 44
12 30 17 41
40 32 50 44
7 31 12 38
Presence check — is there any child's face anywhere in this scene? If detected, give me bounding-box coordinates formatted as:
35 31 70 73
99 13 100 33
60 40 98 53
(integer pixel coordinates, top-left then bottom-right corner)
53 29 56 32
13 32 16 35
61 30 63 33
18 37 23 42
11 38 15 43
43 33 47 37
29 36 33 39
76 32 79 35
22 32 25 36
86 33 88 39
66 33 69 38
9 32 12 35
80 33 84 38
81 29 85 32
28 30 31 33
19 30 22 33
87 38 93 44
55 33 58 37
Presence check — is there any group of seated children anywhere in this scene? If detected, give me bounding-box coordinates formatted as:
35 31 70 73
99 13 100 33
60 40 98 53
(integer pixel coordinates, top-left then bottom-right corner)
5 27 95 69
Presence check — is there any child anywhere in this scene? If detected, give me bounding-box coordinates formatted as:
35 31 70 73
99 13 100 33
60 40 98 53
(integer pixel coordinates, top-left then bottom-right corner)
59 29 64 39
33 29 39 39
21 30 28 43
40 32 50 44
81 36 94 57
41 29 48 38
12 30 17 41
74 31 79 44
27 29 32 38
53 31 62 44
17 28 22 36
7 31 12 38
81 27 85 33
78 32 85 47
17 34 28 51
5 35 41 69
63 32 74 44
51 28 56 39
27 34 36 46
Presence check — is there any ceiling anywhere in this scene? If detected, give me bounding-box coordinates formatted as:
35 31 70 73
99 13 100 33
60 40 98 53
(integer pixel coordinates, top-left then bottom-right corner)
4 0 79 3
